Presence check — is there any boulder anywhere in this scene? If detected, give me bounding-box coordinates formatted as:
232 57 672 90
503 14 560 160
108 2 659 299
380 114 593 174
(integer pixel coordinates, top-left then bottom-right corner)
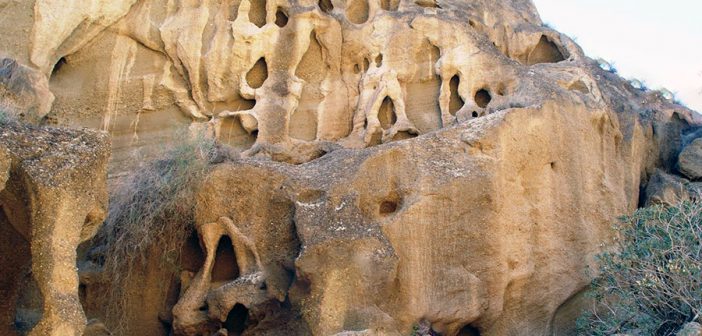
645 169 690 206
679 138 702 180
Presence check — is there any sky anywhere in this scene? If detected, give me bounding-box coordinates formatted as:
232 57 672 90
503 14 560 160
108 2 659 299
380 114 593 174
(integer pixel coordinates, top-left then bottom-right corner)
532 0 702 112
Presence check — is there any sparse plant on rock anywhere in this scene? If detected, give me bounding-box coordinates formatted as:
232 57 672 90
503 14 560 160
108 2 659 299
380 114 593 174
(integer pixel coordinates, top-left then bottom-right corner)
577 200 702 336
595 58 618 74
93 130 221 329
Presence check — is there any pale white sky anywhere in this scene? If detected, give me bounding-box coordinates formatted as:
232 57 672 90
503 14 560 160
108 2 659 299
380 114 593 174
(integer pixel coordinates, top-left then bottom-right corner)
533 0 702 112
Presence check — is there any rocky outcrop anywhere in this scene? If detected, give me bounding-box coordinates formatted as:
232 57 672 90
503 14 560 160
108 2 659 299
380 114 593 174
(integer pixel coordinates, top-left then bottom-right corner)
0 0 700 335
0 58 54 124
679 138 702 180
0 122 110 336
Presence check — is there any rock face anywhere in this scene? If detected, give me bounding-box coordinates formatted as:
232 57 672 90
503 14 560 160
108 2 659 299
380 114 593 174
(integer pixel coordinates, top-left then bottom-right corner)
0 58 55 124
679 138 702 180
0 122 110 336
0 0 700 335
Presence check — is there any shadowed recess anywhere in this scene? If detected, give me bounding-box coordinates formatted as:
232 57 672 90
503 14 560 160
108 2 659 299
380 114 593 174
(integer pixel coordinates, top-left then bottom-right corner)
379 97 397 130
246 58 268 89
449 75 464 115
527 35 566 65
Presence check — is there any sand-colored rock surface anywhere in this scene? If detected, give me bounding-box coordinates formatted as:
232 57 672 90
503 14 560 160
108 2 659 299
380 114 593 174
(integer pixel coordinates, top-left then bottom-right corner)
0 122 110 336
0 0 700 335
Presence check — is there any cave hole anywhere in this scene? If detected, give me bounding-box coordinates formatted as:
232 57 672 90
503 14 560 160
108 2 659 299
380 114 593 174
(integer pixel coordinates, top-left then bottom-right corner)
379 200 398 215
212 236 240 283
449 75 464 115
457 324 481 336
468 19 476 28
224 303 249 334
380 0 400 11
392 131 418 141
378 97 397 130
527 35 566 65
354 64 361 74
375 54 383 67
474 89 492 108
363 58 370 71
319 0 334 13
249 0 267 28
246 58 268 89
51 57 67 77
471 111 479 118
275 8 289 27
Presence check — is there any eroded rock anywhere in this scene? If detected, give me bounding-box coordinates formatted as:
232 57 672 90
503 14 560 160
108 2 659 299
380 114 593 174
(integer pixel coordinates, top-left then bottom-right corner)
679 138 702 180
0 122 110 336
0 0 700 335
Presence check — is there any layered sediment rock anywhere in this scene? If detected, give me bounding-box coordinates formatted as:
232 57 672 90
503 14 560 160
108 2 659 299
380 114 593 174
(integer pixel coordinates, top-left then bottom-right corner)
0 0 700 335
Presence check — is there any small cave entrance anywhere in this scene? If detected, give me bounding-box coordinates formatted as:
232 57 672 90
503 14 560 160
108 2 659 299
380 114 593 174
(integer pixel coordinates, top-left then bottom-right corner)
375 54 383 67
527 35 566 65
319 0 334 13
275 8 288 27
249 0 267 28
246 58 268 89
449 75 464 115
392 131 417 141
457 324 481 336
212 236 240 283
379 200 398 215
224 303 249 335
474 89 491 108
51 57 67 77
378 97 397 130
378 193 402 216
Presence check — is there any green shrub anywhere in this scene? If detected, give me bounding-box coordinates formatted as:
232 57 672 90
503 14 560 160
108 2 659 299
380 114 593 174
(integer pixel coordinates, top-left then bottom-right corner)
577 201 702 336
94 131 220 329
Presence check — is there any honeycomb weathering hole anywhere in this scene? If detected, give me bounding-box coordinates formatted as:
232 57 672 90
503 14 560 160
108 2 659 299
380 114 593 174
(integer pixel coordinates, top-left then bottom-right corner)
379 97 397 130
319 0 334 13
449 75 464 115
275 9 288 27
246 58 268 89
457 324 481 336
379 200 399 215
527 35 566 65
380 0 400 11
51 57 67 76
224 303 249 334
249 0 267 28
474 89 491 108
212 236 240 282
392 131 418 141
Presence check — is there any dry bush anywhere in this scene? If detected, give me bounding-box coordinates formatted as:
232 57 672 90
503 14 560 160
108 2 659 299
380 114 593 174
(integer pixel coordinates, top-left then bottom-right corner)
93 131 221 330
578 200 702 335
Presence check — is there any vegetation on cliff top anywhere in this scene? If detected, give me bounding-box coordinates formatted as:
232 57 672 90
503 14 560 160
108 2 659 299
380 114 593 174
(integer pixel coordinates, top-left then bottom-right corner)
578 200 702 336
94 131 221 328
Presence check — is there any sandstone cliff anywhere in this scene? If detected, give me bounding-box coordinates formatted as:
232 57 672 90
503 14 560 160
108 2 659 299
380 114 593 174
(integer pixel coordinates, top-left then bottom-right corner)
0 0 700 335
